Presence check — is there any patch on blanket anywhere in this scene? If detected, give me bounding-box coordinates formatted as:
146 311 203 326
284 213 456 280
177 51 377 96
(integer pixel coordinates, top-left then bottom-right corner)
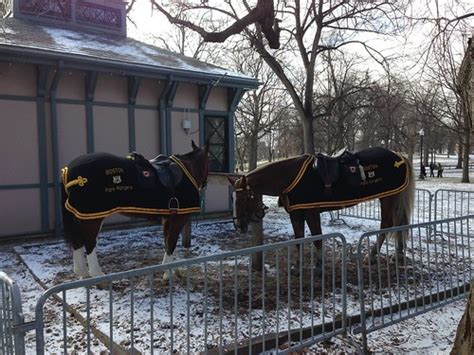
284 147 410 211
62 152 200 219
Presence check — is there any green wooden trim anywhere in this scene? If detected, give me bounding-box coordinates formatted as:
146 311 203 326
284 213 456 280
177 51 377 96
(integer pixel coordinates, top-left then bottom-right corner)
36 65 49 232
0 94 36 102
50 62 63 237
55 98 159 111
0 184 44 190
203 109 229 116
171 107 199 113
158 78 177 154
85 71 97 153
127 76 141 152
159 79 173 154
228 88 245 173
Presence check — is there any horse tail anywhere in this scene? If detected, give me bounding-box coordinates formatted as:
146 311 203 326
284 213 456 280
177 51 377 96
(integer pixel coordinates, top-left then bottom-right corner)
61 174 75 246
389 157 415 244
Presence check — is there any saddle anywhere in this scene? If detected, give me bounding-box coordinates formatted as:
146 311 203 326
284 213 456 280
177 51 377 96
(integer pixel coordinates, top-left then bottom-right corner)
128 152 183 190
314 148 365 195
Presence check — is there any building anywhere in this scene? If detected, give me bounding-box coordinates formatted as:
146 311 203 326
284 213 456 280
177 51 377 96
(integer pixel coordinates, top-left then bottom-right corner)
0 0 258 239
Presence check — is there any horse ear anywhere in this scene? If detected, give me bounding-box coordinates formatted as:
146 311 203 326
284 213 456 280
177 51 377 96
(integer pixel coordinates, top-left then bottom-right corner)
191 140 198 150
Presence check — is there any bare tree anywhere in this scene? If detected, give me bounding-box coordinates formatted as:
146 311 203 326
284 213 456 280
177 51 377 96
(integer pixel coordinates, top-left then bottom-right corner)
136 1 410 154
233 47 289 170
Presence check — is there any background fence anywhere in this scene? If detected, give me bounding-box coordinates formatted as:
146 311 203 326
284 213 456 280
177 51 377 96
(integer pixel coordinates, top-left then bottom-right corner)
2 188 474 354
355 215 473 353
31 233 347 354
337 188 432 224
0 272 27 355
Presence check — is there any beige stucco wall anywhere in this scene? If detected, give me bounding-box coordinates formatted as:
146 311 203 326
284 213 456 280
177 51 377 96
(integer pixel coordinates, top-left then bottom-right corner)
56 70 85 100
136 79 164 106
0 62 36 96
95 74 128 103
135 109 160 158
93 106 129 155
171 110 200 154
206 87 228 111
174 83 199 108
0 100 39 184
0 60 234 237
57 104 88 168
0 189 42 235
204 184 230 213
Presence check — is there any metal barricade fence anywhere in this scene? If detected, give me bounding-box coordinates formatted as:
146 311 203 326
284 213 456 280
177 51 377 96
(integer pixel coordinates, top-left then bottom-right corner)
434 189 474 221
355 215 473 353
0 272 27 355
32 233 347 354
337 188 432 224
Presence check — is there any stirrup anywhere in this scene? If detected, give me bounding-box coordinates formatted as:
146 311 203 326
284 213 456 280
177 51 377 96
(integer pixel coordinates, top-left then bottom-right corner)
168 197 180 214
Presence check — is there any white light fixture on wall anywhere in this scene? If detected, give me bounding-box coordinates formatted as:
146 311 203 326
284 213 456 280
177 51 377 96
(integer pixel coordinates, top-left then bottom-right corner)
182 108 192 134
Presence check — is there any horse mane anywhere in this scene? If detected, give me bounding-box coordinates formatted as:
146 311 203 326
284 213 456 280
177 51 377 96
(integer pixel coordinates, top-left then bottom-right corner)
247 154 310 176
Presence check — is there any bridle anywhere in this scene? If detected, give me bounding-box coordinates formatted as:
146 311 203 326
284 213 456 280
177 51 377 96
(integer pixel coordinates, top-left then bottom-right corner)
232 182 268 230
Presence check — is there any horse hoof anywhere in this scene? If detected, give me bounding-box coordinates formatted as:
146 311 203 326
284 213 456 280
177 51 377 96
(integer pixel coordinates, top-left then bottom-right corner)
74 271 90 279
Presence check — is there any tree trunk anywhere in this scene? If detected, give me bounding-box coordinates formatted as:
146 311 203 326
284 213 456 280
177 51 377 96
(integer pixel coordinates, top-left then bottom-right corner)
248 134 259 171
457 143 463 169
462 129 470 183
301 113 315 154
450 280 473 355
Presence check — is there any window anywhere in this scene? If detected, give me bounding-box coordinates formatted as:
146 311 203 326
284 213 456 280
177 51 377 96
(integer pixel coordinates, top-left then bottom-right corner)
205 116 228 172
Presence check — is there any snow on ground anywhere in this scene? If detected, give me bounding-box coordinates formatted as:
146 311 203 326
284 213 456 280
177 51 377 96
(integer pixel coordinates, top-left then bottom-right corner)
1 171 473 354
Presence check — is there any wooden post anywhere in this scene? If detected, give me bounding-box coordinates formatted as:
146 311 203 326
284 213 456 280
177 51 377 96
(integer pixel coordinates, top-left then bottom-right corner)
181 219 192 248
251 195 264 271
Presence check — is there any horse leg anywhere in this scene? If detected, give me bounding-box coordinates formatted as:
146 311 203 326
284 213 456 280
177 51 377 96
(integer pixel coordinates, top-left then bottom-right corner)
369 198 393 263
289 210 305 275
81 219 105 277
304 208 323 266
73 246 89 278
162 215 189 280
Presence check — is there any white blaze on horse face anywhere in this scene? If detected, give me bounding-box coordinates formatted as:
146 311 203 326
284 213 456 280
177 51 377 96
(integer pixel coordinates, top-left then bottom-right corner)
86 248 104 277
73 247 89 278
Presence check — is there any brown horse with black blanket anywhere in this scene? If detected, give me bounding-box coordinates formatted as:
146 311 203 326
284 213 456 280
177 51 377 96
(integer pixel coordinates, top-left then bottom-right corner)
228 147 415 262
61 141 209 278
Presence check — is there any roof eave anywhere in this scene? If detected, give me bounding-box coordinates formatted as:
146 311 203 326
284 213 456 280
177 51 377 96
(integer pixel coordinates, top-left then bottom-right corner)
0 45 260 89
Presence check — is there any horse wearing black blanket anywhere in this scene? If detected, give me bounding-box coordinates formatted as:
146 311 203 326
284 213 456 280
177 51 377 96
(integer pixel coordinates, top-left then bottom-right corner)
61 141 209 278
228 147 415 262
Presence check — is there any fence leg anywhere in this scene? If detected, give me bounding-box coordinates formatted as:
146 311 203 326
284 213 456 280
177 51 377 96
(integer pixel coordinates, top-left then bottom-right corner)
181 219 192 248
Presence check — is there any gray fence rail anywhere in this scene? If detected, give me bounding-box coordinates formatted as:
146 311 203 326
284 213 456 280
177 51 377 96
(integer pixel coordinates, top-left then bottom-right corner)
2 188 474 354
32 233 347 354
355 215 473 353
434 189 474 221
337 188 433 224
0 272 27 355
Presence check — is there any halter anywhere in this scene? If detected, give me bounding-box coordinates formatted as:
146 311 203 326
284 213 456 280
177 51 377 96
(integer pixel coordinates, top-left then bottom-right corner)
232 182 268 229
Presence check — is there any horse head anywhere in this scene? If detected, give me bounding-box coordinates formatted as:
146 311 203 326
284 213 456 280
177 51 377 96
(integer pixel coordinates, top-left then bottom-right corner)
180 140 210 191
228 175 267 234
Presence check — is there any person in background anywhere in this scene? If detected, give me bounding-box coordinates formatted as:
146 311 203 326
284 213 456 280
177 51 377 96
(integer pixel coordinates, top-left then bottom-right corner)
429 162 435 177
437 163 444 178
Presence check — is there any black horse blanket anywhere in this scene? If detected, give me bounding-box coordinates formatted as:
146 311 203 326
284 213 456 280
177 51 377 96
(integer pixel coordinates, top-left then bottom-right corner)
62 152 201 220
282 147 410 211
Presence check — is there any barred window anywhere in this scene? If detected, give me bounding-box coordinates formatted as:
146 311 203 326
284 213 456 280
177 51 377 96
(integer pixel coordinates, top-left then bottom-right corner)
205 116 228 172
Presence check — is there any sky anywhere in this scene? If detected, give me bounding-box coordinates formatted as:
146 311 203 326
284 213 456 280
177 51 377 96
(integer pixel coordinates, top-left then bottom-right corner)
125 0 473 83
